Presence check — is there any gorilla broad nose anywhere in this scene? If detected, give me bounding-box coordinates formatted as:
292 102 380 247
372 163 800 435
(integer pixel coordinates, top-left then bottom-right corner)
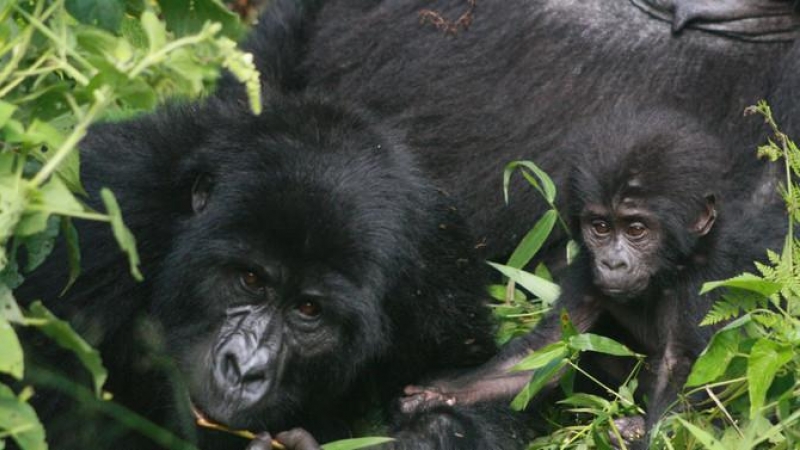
600 257 628 271
214 339 273 401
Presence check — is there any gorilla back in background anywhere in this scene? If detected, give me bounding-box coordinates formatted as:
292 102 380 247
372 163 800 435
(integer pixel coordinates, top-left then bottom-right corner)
17 0 799 449
233 0 797 260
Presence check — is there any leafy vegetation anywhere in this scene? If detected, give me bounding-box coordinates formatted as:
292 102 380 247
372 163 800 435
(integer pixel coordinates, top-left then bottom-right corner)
0 1 260 448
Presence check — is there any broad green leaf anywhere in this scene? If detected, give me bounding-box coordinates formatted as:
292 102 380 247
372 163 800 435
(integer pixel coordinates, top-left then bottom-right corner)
511 342 568 371
0 100 16 128
26 120 65 150
65 0 125 32
36 167 85 213
101 188 142 281
21 216 59 273
503 160 557 205
686 328 741 387
568 333 641 358
533 262 552 282
700 273 781 297
506 209 557 269
676 418 726 450
321 437 395 450
511 358 567 411
558 392 611 410
160 0 244 38
141 10 167 52
559 310 579 339
17 177 83 238
0 286 23 324
488 262 560 305
0 317 23 379
747 339 792 419
0 178 28 247
0 384 46 450
27 302 107 397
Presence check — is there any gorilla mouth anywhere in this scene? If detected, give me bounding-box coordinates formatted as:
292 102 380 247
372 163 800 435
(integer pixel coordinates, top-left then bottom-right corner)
190 401 258 439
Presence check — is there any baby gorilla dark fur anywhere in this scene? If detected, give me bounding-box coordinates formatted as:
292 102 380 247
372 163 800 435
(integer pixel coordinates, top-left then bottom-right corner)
401 107 786 447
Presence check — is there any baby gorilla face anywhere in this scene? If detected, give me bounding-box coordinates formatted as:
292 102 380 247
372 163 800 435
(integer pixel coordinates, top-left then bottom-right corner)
580 201 664 301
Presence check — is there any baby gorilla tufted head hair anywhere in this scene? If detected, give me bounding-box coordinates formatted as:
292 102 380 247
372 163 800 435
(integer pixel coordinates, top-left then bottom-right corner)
568 107 727 300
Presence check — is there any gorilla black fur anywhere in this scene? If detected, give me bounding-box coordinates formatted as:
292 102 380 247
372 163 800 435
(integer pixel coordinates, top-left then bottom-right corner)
17 0 800 449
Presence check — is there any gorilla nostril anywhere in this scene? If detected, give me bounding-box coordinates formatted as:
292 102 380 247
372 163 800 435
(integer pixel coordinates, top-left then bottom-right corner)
241 369 267 387
602 259 627 270
222 353 241 383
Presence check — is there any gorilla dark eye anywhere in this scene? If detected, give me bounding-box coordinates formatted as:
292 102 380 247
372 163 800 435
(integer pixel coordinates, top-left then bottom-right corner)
296 300 322 318
627 223 647 238
240 271 266 292
591 220 611 235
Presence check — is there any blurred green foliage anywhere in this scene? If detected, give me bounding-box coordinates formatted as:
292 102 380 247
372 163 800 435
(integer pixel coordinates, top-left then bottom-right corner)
0 0 259 448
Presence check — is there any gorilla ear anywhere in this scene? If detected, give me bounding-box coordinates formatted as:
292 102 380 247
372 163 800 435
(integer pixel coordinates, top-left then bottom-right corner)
191 174 213 213
691 194 717 236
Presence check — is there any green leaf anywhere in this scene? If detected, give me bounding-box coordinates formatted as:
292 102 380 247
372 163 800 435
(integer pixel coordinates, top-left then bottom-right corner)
27 302 107 397
160 0 244 38
506 209 557 269
0 384 47 450
686 328 741 387
0 100 16 128
0 317 23 380
321 437 395 450
568 333 641 358
558 392 611 410
21 216 59 273
0 286 24 324
676 418 726 450
488 262 560 305
747 338 792 419
511 342 569 371
566 239 580 265
141 10 167 52
66 0 125 32
60 218 81 295
503 160 557 205
700 273 781 297
511 358 567 411
101 188 142 281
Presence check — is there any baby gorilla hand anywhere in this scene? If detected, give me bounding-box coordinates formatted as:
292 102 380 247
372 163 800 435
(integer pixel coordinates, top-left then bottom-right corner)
399 385 457 414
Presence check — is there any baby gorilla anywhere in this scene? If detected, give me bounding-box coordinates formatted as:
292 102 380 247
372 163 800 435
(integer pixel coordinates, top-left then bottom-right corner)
401 106 785 446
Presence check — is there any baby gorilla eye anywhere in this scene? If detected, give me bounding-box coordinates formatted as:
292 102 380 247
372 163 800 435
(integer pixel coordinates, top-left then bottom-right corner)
591 220 611 235
626 223 647 238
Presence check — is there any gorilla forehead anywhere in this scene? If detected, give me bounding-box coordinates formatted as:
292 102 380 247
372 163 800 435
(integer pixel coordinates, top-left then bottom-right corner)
179 97 429 283
569 107 727 212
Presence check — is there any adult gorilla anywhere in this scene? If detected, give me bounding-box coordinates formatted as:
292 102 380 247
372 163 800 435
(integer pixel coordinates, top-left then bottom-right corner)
227 0 798 261
17 4 533 450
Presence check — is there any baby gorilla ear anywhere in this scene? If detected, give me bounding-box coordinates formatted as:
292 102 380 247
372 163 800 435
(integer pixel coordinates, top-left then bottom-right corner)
191 174 213 213
691 194 717 236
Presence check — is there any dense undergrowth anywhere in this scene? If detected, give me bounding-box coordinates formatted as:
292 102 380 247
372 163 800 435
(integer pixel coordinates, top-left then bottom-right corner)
1 1 799 449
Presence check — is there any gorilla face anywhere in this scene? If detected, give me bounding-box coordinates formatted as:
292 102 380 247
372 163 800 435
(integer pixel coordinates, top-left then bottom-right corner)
149 96 421 430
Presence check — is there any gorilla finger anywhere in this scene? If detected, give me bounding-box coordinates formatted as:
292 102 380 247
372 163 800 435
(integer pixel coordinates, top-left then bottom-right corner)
246 432 275 450
275 428 321 450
